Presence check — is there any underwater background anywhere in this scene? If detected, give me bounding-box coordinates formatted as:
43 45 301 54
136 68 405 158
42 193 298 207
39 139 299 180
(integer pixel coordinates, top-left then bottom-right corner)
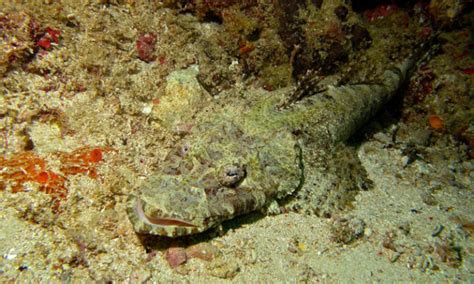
1 0 473 282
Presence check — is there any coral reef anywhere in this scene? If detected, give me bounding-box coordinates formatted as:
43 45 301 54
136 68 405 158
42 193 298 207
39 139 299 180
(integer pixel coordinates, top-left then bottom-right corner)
0 11 37 77
0 11 62 77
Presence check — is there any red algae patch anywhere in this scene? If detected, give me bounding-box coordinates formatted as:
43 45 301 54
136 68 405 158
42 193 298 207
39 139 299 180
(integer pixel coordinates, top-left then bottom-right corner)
136 33 157 63
0 146 112 210
428 115 444 130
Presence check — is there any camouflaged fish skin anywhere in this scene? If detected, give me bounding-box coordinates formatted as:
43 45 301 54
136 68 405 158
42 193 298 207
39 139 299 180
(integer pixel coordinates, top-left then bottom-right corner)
127 96 304 237
126 57 413 237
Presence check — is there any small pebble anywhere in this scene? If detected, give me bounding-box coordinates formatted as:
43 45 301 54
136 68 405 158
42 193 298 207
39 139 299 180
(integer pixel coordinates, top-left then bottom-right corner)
207 259 240 279
142 105 152 115
409 128 432 146
248 249 258 264
389 252 402 263
165 247 187 268
330 217 366 244
401 156 412 167
420 191 437 206
364 228 373 237
186 243 218 261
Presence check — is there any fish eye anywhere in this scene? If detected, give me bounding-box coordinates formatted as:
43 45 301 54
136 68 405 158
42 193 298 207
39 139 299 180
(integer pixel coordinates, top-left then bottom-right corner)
217 164 246 188
179 142 191 157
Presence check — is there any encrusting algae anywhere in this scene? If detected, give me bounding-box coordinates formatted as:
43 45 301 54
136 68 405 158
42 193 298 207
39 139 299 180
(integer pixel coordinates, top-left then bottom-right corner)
0 147 112 210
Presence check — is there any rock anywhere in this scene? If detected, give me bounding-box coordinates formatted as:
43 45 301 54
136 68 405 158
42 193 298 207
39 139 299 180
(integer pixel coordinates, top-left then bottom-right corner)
207 258 240 279
164 247 187 268
410 128 432 146
334 6 349 22
330 216 366 244
152 66 210 131
186 243 219 261
350 24 371 50
136 33 157 63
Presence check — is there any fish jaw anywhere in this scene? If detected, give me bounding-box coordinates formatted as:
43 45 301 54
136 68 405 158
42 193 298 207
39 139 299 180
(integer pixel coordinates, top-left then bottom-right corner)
126 177 270 237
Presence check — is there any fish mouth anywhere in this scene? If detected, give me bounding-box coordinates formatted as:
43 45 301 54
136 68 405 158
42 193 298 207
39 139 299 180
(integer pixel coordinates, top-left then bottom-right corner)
134 198 198 228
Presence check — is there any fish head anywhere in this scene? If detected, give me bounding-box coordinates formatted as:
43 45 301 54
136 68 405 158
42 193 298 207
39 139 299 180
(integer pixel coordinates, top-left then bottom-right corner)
127 116 303 237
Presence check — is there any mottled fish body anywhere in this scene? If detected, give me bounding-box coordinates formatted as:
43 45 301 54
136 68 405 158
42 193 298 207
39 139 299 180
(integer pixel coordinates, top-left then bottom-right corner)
127 57 415 237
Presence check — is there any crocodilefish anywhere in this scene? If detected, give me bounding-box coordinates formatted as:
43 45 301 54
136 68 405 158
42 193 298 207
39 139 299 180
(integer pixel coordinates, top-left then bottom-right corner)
126 49 424 237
